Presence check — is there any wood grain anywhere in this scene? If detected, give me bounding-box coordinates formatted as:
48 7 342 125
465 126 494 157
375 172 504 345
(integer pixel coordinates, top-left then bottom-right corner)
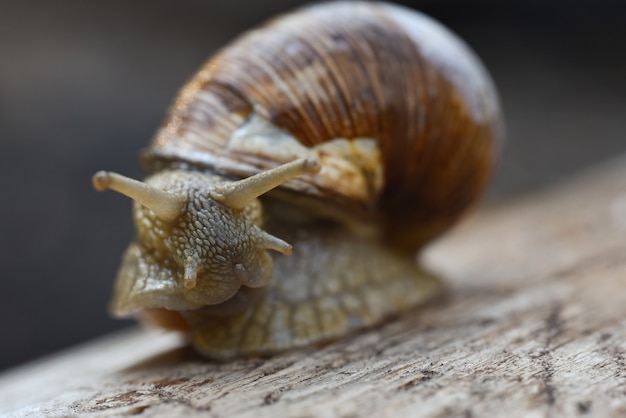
2 157 626 417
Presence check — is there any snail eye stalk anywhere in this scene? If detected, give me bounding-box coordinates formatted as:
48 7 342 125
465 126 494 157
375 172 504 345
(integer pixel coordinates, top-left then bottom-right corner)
92 171 186 222
210 157 321 210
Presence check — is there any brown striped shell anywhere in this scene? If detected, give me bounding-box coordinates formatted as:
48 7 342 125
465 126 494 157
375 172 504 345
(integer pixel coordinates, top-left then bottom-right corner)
145 1 502 250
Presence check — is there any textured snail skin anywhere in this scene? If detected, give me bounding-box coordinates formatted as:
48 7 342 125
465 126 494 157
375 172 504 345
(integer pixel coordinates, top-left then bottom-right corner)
107 2 502 358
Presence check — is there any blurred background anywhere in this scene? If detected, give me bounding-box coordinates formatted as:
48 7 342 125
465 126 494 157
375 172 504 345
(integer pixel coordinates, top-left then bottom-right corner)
1 0 625 372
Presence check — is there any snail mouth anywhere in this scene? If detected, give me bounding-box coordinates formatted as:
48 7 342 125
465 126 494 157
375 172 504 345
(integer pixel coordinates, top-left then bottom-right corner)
180 270 242 307
109 243 246 316
137 308 190 331
193 287 267 317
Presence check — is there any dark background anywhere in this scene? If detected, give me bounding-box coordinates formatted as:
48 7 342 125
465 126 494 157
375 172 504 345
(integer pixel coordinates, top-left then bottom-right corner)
1 0 625 371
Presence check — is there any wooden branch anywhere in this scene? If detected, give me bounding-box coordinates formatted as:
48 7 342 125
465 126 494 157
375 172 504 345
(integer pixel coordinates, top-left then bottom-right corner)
3 158 626 417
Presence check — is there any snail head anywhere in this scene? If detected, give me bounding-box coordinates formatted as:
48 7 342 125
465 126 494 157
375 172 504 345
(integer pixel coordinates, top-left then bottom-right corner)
92 157 321 309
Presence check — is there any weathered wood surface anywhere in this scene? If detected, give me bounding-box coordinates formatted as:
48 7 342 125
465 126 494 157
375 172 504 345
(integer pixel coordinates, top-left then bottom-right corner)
2 158 626 418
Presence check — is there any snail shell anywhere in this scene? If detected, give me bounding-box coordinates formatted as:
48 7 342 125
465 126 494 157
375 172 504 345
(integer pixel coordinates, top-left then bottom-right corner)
96 1 502 358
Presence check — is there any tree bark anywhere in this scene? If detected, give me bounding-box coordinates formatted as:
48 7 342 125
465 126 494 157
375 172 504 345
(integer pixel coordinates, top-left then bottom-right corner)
2 158 626 417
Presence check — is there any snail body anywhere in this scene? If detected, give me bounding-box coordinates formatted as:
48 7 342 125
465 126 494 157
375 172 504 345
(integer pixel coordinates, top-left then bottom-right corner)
95 2 502 358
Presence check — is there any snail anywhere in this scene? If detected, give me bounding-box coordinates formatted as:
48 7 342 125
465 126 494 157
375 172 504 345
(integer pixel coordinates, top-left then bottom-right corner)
93 1 502 358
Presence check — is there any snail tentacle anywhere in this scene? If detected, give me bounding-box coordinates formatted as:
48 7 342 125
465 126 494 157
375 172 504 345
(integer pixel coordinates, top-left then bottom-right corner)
210 157 321 210
183 256 200 289
92 171 185 222
253 227 293 255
